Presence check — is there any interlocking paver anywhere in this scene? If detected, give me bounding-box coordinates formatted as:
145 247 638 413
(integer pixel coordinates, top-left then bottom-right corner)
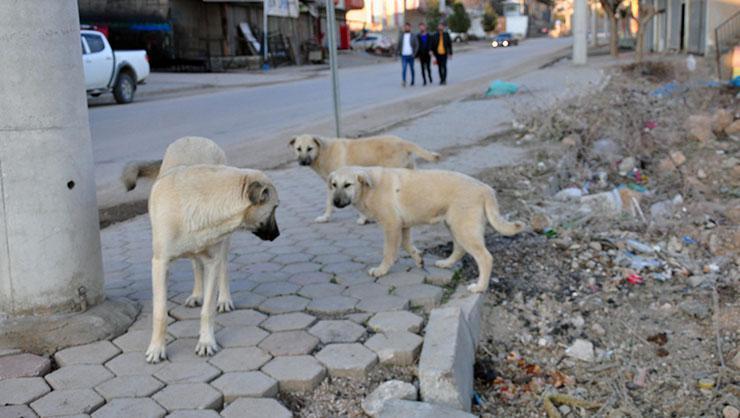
153 383 223 411
272 253 313 264
393 284 444 312
253 281 300 297
258 295 310 314
153 361 221 384
168 320 205 339
231 291 266 309
345 313 372 324
365 331 423 365
281 262 322 274
308 320 366 343
344 282 391 299
45 364 114 390
215 326 269 348
0 353 51 379
298 283 345 299
377 271 426 287
113 329 173 352
30 389 104 416
221 398 292 418
0 405 38 418
208 347 271 372
246 271 291 284
91 398 166 418
322 261 366 275
368 311 424 333
166 410 220 418
169 304 202 320
314 343 378 378
94 375 164 399
215 309 267 327
424 266 455 286
104 352 167 376
53 341 121 367
258 331 318 356
165 338 203 363
0 377 50 405
288 271 332 286
261 312 316 332
333 271 374 286
261 355 326 393
306 295 358 315
356 296 409 313
211 371 278 402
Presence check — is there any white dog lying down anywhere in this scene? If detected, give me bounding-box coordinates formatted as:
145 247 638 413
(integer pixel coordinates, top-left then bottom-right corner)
122 137 236 312
145 164 279 363
328 166 525 292
290 134 440 224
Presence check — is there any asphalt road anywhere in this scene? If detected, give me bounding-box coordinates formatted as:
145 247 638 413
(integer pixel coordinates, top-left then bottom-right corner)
89 37 572 208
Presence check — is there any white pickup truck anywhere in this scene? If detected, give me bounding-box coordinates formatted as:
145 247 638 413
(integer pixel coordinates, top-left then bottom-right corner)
81 30 150 104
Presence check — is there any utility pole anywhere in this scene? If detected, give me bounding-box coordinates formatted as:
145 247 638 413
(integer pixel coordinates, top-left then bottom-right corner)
326 0 342 137
573 0 588 64
590 1 598 46
440 0 446 14
263 0 270 70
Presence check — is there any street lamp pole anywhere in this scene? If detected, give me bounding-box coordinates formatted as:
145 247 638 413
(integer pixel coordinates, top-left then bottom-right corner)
326 0 342 137
573 0 588 64
263 0 270 70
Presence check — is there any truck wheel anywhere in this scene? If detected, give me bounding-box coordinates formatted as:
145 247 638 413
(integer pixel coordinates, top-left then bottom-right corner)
113 72 135 104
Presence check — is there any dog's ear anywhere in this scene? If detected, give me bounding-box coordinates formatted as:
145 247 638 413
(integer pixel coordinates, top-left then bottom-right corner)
311 136 323 149
356 171 373 189
289 136 296 147
243 178 271 205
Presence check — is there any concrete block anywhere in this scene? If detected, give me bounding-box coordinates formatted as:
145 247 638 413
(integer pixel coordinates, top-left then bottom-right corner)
0 353 51 379
298 283 346 299
0 405 38 418
261 313 316 332
94 375 164 399
306 295 359 315
393 284 443 312
211 371 278 402
215 309 267 327
0 377 50 404
261 355 326 393
104 352 167 376
367 311 423 334
215 326 269 348
91 398 166 418
309 320 366 343
30 389 104 416
377 400 477 418
314 343 378 378
154 361 221 384
253 282 300 297
53 341 121 367
444 294 483 347
361 380 417 417
165 411 220 418
113 329 173 352
377 271 425 287
221 398 292 418
418 307 474 411
45 364 114 390
356 296 409 313
423 267 455 286
230 291 266 310
344 283 391 299
152 383 223 411
365 332 423 366
209 347 271 372
258 295 310 314
258 331 318 356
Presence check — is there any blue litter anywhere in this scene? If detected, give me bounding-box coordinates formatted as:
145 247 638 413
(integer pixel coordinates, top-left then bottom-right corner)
650 81 685 98
682 236 697 245
485 80 519 97
732 76 740 88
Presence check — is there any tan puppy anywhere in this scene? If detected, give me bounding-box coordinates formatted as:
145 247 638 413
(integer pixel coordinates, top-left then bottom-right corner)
328 166 525 293
290 134 440 223
122 137 235 312
146 164 279 363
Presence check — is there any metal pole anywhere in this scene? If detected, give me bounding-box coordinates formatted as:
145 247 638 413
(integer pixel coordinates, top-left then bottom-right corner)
573 0 588 64
326 0 342 137
263 0 270 70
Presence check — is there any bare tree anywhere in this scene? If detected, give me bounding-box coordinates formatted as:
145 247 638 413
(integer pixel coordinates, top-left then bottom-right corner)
598 0 621 57
631 2 664 62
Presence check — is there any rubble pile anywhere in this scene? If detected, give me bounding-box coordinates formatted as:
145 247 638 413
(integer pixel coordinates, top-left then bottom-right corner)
447 56 739 417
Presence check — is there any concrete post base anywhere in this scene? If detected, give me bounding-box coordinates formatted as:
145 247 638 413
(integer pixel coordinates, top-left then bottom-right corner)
0 299 138 355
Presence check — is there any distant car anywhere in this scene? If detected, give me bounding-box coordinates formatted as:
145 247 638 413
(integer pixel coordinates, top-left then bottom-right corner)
81 30 150 104
450 32 468 43
351 33 392 51
491 32 519 48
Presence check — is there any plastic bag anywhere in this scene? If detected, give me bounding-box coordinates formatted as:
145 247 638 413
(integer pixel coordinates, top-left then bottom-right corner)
485 80 518 97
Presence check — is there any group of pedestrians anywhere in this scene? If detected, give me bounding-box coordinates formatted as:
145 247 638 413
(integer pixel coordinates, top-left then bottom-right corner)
397 21 453 87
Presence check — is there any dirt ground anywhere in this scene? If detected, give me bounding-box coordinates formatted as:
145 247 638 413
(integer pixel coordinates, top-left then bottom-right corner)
443 56 740 417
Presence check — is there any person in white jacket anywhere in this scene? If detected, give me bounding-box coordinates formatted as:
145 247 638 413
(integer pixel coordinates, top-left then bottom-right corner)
397 23 419 87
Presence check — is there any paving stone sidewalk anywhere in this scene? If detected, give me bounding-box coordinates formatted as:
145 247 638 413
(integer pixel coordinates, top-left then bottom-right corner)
0 57 606 417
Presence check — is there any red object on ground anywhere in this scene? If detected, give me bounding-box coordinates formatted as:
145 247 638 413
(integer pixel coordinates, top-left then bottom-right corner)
339 24 350 50
626 274 644 285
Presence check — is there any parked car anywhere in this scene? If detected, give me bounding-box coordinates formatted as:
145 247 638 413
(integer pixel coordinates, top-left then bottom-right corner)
81 30 150 104
491 32 519 48
351 33 391 50
450 32 468 43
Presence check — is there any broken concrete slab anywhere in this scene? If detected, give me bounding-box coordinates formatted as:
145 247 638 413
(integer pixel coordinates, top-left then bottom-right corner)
0 353 51 379
361 380 417 417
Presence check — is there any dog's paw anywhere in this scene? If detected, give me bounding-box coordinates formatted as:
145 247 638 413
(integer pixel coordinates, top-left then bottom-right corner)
368 266 389 277
194 339 220 357
314 215 330 223
467 283 487 293
184 294 203 307
145 344 167 363
356 216 368 225
217 299 234 313
435 260 454 269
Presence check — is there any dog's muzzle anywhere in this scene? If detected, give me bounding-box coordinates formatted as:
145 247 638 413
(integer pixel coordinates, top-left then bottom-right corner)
333 196 351 208
252 214 280 241
298 157 312 166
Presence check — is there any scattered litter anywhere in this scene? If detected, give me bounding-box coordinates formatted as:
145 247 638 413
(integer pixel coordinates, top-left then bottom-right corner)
650 81 685 98
554 187 583 201
626 239 657 254
565 339 594 362
683 236 697 245
626 273 644 285
543 228 557 238
543 393 601 418
485 80 519 97
622 252 662 271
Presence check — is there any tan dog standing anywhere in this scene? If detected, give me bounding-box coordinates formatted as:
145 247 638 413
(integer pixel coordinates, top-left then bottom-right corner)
122 137 236 312
145 164 279 363
290 134 440 224
328 166 525 292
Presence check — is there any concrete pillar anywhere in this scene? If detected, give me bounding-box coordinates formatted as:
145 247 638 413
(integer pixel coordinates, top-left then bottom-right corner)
573 0 588 63
0 0 104 316
590 1 598 46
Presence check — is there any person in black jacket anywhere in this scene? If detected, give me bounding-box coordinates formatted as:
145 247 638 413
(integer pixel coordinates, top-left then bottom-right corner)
431 22 453 85
416 22 433 86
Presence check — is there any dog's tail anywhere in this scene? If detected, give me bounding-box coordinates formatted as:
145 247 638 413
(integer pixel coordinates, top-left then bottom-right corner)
404 142 441 162
483 190 525 236
121 160 162 191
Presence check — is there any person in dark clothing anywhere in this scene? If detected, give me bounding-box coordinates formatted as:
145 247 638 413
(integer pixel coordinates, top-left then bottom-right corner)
416 22 432 86
431 22 453 85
